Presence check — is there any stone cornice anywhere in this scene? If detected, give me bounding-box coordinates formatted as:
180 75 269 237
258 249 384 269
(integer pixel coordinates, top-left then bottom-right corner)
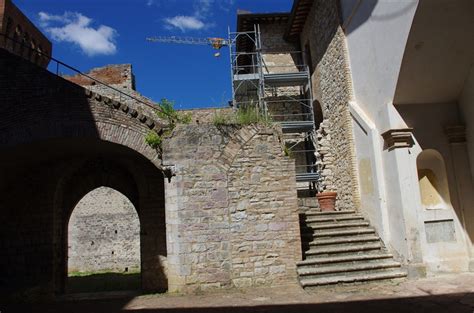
381 128 415 151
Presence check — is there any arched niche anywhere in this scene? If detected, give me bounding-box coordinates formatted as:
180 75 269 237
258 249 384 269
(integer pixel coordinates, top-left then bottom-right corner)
417 149 453 210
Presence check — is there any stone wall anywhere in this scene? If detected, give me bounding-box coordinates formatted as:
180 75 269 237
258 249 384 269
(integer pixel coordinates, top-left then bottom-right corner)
163 124 301 292
68 187 140 273
299 0 359 210
180 107 233 124
260 23 298 54
227 127 301 288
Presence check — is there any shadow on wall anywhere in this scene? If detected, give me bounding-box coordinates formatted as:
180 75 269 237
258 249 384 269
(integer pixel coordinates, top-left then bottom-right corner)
341 0 417 35
67 272 141 294
0 49 167 299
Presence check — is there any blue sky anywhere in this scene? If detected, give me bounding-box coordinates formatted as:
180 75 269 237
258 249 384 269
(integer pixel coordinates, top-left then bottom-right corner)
15 0 292 109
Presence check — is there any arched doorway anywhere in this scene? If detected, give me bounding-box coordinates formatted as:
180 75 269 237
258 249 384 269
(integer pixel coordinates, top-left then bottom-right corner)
67 187 141 293
54 156 168 295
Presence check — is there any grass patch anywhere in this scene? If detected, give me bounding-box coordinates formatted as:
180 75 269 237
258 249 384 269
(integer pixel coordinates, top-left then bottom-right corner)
67 270 141 293
212 106 272 127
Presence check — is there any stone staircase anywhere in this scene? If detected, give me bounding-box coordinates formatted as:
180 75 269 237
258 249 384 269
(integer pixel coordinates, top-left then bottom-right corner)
297 207 407 288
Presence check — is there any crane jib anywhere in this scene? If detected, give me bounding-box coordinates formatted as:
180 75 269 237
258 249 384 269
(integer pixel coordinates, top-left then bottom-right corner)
146 36 229 49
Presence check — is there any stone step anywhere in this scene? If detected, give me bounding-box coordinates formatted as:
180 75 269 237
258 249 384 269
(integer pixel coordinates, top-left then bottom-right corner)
304 210 356 217
302 228 375 238
308 221 370 230
297 252 395 268
305 242 382 257
308 235 380 246
297 260 402 277
299 270 407 288
304 215 365 224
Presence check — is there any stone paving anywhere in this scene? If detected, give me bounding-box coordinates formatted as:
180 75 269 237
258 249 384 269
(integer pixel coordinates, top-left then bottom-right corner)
4 273 474 312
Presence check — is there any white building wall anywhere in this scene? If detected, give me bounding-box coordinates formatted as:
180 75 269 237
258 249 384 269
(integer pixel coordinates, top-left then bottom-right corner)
397 103 472 273
340 0 424 272
341 0 418 128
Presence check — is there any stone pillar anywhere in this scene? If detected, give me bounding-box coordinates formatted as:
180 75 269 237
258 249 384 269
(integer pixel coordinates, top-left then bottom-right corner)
381 127 426 278
164 172 187 292
445 126 474 271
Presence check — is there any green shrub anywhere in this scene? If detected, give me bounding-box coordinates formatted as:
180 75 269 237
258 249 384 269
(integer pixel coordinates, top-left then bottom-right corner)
145 131 162 149
145 98 191 150
156 98 191 126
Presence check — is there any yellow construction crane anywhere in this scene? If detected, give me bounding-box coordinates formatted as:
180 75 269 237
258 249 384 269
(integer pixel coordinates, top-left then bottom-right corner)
146 36 229 57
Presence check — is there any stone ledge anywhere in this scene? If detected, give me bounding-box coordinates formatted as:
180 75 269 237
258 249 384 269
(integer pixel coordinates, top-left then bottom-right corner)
381 128 415 151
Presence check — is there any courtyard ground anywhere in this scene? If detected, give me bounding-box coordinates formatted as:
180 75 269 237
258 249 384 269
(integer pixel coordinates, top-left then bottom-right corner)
3 273 474 313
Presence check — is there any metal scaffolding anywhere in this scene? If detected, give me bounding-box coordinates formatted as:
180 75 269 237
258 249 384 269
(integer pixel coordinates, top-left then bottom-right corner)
228 25 319 186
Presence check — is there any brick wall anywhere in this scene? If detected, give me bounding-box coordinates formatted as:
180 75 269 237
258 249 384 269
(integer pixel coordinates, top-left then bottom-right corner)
62 64 158 118
0 49 163 165
0 0 51 67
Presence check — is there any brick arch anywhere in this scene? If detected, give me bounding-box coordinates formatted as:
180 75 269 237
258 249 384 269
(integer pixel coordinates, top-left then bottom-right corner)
60 158 140 222
0 48 166 169
52 157 168 294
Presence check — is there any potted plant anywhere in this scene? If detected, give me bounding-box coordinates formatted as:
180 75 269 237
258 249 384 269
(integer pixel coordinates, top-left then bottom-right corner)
316 190 337 212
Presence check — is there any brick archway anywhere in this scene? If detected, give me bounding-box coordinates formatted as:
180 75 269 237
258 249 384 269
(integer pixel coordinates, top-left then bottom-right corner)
53 157 167 294
0 48 165 169
0 49 171 299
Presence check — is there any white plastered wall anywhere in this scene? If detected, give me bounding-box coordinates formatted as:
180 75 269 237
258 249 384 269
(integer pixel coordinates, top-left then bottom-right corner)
340 0 425 272
349 101 390 244
397 103 472 273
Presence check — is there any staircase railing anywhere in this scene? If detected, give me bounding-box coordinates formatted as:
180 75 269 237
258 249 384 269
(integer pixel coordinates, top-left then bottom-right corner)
0 33 172 118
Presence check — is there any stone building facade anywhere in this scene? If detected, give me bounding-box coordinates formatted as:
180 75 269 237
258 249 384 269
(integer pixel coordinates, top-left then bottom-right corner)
235 0 474 279
297 0 359 208
3 0 474 301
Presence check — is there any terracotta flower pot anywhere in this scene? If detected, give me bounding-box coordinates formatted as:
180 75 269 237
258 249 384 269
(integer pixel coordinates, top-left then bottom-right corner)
316 191 337 212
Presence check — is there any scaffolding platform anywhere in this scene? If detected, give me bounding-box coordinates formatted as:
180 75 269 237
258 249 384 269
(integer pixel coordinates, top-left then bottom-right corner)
229 25 319 189
280 120 314 133
264 71 309 87
233 73 259 82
